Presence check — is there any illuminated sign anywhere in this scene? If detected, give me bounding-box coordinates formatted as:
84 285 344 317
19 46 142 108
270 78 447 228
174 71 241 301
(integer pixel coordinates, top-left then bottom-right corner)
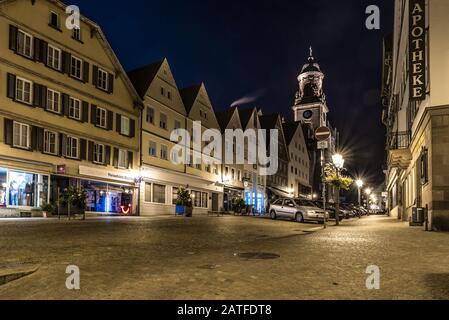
409 0 426 100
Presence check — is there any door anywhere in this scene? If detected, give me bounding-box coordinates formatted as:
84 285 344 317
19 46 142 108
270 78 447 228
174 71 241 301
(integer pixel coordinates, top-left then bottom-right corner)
212 193 219 212
283 199 296 219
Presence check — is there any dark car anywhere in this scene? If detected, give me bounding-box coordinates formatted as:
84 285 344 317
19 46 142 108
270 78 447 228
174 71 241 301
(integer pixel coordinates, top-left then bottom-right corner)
313 201 344 221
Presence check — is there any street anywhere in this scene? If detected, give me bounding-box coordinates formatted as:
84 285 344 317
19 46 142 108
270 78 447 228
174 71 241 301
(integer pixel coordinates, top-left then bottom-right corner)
0 214 448 300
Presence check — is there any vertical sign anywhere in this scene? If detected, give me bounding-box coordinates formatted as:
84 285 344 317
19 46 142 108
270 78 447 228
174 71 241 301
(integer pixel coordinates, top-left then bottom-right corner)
409 0 426 100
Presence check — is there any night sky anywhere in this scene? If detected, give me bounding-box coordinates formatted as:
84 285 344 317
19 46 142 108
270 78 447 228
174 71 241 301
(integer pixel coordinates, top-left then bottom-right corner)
74 0 393 193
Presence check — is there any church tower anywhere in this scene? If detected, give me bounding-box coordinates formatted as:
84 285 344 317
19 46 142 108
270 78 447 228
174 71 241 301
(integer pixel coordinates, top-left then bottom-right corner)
293 48 329 130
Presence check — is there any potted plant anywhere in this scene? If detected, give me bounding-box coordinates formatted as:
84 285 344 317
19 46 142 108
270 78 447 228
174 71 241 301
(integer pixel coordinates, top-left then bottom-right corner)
175 188 193 217
58 186 87 220
232 197 246 214
40 203 55 218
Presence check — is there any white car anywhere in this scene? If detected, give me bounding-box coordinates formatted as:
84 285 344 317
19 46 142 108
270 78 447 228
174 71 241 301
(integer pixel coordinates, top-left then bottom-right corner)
269 198 327 223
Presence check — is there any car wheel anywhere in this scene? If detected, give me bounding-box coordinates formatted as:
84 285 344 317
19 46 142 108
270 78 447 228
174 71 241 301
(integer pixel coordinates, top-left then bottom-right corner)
270 210 277 220
295 213 304 223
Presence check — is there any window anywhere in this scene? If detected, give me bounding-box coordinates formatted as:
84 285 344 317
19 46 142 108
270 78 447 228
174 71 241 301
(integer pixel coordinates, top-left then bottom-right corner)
49 11 59 28
120 116 130 136
238 170 241 181
214 165 219 175
149 142 157 157
144 183 152 202
160 145 168 160
15 77 33 104
160 87 165 96
96 107 107 128
69 97 81 120
43 130 58 155
167 91 172 100
153 184 166 204
93 143 105 164
192 191 208 208
17 30 33 58
172 187 179 205
13 122 30 149
47 45 61 70
174 120 181 134
420 147 429 185
66 136 79 159
160 113 167 130
146 107 154 124
70 56 82 80
72 27 81 41
118 149 128 168
97 68 109 91
171 149 178 163
231 169 235 180
46 89 61 113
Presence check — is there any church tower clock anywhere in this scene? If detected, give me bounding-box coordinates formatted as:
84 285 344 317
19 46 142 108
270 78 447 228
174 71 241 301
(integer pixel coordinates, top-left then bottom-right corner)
292 48 329 130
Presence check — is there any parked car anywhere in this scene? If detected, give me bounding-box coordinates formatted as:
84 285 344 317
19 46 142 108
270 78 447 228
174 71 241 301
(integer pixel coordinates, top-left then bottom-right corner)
340 204 356 219
268 198 328 223
312 201 344 221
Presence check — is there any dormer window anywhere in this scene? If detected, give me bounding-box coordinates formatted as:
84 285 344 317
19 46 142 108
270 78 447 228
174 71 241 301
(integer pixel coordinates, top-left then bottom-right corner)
49 12 59 29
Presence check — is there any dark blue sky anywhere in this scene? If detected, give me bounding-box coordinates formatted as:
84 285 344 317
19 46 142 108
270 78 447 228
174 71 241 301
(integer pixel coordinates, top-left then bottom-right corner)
75 0 393 189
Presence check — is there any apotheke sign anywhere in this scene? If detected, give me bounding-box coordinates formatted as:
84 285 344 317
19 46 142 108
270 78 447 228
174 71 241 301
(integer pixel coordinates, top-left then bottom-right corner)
409 0 426 101
79 166 135 183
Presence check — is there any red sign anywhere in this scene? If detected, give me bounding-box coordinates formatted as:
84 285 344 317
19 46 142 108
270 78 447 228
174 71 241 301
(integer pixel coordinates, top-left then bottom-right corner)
315 126 331 141
56 165 66 174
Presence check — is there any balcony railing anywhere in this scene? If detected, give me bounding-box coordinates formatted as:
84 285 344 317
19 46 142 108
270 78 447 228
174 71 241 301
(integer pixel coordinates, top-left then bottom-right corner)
389 131 410 150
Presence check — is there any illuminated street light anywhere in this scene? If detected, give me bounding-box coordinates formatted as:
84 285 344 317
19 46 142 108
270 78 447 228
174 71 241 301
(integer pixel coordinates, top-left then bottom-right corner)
332 153 345 226
356 179 364 218
332 153 345 169
365 188 372 196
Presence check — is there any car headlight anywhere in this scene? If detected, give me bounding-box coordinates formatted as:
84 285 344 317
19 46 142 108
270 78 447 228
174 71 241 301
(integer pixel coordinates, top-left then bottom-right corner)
307 210 315 215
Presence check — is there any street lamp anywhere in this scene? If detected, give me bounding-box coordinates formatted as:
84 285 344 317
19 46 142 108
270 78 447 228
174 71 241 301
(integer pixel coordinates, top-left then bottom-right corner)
356 179 364 219
332 153 344 226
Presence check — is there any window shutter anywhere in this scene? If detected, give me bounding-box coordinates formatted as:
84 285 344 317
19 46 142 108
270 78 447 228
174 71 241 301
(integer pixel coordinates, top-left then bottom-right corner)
82 61 90 83
105 146 111 165
4 119 13 146
82 101 89 122
90 104 97 124
31 126 38 151
80 139 87 160
130 119 136 138
33 84 41 107
88 141 94 162
33 38 41 62
113 148 119 167
61 93 70 116
61 51 71 74
59 134 67 157
116 114 122 133
7 73 16 100
36 128 44 152
92 65 99 87
127 151 133 169
9 25 18 52
107 110 114 131
40 85 47 108
40 40 48 64
108 73 114 93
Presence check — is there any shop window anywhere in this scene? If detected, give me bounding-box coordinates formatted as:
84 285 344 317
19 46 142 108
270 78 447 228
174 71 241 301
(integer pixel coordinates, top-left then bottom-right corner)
0 169 7 207
47 45 61 70
153 184 166 204
17 29 33 58
9 171 36 207
192 190 208 208
46 89 61 113
13 122 30 149
81 180 133 214
69 97 81 120
16 77 33 104
172 187 179 205
144 183 152 202
44 130 58 155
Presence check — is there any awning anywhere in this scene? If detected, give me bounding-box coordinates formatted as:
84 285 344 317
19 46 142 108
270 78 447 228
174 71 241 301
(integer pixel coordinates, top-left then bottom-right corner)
267 187 291 198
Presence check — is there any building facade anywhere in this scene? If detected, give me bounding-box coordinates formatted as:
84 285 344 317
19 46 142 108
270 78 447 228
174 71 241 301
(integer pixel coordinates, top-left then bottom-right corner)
0 0 141 216
382 0 449 231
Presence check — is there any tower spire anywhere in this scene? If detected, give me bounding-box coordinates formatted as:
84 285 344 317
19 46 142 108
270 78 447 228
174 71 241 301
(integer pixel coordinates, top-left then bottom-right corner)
308 46 314 63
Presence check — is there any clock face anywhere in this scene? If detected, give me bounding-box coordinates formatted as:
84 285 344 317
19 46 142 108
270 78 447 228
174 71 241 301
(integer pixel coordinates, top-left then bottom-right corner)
303 110 313 119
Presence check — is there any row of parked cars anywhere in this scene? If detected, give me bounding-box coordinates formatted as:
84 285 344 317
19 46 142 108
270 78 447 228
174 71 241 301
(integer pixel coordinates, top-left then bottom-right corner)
268 198 371 224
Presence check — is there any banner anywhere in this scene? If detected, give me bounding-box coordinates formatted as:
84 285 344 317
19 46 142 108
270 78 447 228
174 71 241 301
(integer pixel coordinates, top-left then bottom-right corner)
409 0 426 100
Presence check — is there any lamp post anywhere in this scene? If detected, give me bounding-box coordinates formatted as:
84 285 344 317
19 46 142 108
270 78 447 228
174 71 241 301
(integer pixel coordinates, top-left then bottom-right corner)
365 188 372 214
356 179 364 219
332 153 344 226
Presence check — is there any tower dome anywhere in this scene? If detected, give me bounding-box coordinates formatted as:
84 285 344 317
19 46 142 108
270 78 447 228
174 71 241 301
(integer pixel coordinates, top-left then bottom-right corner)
296 47 326 104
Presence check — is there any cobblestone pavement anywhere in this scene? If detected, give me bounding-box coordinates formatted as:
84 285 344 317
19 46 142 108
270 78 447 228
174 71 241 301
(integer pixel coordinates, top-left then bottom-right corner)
0 214 448 300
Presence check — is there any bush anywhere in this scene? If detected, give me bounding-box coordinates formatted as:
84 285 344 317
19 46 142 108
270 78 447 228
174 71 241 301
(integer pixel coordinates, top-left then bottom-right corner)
176 188 192 208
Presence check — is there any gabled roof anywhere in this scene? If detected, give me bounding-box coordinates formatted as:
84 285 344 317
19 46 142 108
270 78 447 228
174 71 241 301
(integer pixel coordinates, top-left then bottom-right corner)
237 107 256 129
282 122 301 146
215 107 237 133
127 59 165 98
179 84 202 114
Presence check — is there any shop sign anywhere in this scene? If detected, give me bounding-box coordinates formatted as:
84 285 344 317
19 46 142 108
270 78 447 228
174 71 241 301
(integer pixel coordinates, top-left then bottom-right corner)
409 0 426 100
57 165 66 174
79 166 135 183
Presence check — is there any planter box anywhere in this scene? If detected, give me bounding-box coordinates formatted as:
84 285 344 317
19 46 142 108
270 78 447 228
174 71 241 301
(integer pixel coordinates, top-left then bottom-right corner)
58 205 85 216
176 205 193 217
